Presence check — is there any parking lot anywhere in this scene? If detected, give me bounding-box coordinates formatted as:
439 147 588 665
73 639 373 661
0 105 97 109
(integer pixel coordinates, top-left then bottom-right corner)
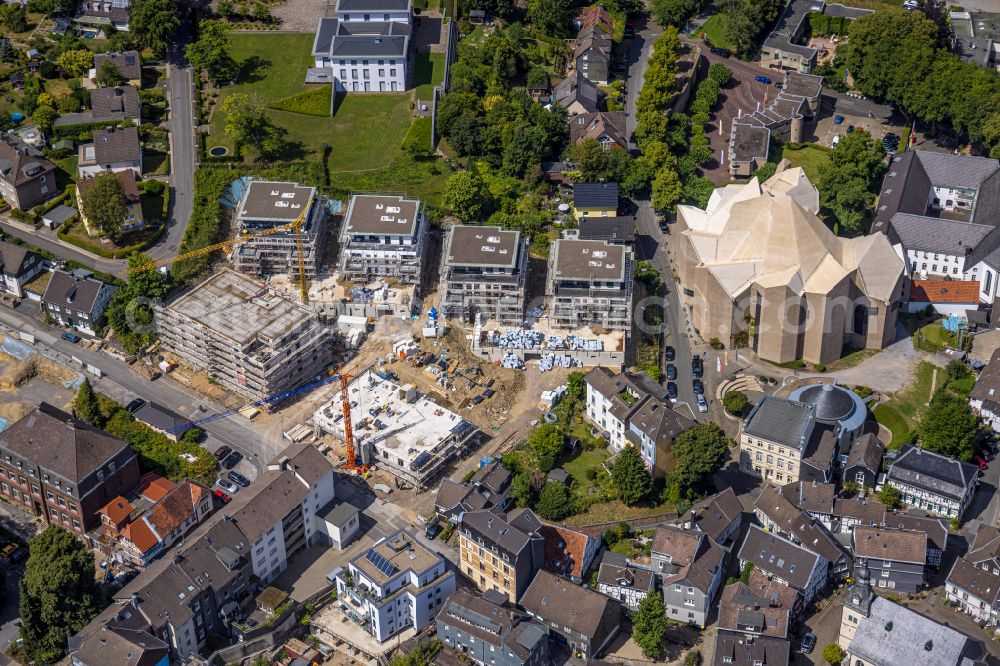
811 103 906 149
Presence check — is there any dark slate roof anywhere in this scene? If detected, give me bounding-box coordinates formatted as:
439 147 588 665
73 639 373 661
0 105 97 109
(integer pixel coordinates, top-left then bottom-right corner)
577 216 635 243
887 214 993 256
971 348 1000 404
823 2 873 18
42 269 111 314
133 402 191 435
597 561 656 591
72 625 169 666
713 631 790 666
91 126 141 164
947 557 1000 606
679 487 744 543
845 433 885 473
328 20 411 57
470 459 512 496
520 570 619 640
554 71 599 113
94 51 141 80
336 0 408 10
757 486 846 567
796 383 857 421
0 135 56 186
627 397 694 447
888 444 978 502
90 86 141 120
738 525 820 591
227 469 310 543
0 402 131 483
461 510 534 558
0 241 37 278
742 396 814 450
573 182 619 209
436 588 547 661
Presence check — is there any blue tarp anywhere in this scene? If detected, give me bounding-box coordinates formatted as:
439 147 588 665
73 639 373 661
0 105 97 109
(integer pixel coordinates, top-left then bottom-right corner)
942 316 966 333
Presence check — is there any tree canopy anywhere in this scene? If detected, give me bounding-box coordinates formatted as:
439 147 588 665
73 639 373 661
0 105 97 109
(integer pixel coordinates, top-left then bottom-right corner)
918 390 978 461
611 445 653 505
535 481 572 520
632 592 669 659
79 171 127 239
74 378 101 426
818 130 885 233
723 0 784 58
672 423 731 498
530 423 564 472
19 526 101 663
186 20 238 83
106 252 172 353
877 484 902 511
128 0 179 54
56 49 92 77
443 169 492 221
95 59 126 88
222 92 287 159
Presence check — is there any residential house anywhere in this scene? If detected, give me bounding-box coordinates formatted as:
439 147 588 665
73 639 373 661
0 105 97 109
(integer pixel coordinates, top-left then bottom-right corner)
232 180 330 278
78 0 131 32
458 509 544 603
332 530 456 642
69 625 169 666
738 525 827 606
0 241 43 298
907 279 981 316
42 269 116 336
886 444 979 519
55 85 142 128
547 239 634 332
93 51 143 85
584 367 693 471
118 480 214 567
536 519 600 583
577 216 635 244
946 557 1000 625
840 561 984 666
132 402 193 442
573 182 618 219
712 633 791 666
966 524 1000 575
739 396 834 486
0 403 141 543
971 348 1000 432
436 588 550 666
573 5 613 33
718 569 798 639
78 126 142 178
651 526 727 628
554 70 599 115
439 225 529 325
851 527 926 593
337 194 428 286
843 433 885 492
434 459 513 523
596 552 656 612
673 487 744 545
316 500 360 549
0 133 57 211
754 485 851 581
76 169 144 236
519 570 621 660
310 0 412 93
574 25 611 85
569 112 628 150
881 511 948 569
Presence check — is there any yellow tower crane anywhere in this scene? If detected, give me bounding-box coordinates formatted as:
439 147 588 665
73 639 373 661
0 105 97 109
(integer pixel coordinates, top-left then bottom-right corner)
124 198 316 303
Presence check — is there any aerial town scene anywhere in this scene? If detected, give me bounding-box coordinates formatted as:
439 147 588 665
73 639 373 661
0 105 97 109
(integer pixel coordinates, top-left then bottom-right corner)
0 0 995 665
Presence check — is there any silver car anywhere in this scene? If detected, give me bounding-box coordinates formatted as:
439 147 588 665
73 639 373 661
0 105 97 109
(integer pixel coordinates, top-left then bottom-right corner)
696 394 708 413
216 478 239 494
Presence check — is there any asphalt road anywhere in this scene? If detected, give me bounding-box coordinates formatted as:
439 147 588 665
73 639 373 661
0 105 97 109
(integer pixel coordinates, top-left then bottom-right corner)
0 220 122 274
0 303 267 477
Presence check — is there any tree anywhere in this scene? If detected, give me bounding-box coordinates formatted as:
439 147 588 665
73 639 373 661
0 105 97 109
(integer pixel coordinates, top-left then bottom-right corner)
611 446 653 505
946 359 970 381
708 62 732 86
723 390 748 416
128 0 179 54
443 169 492 221
222 92 287 159
79 171 126 238
95 59 126 88
918 391 978 460
672 423 731 498
917 0 952 48
634 260 662 293
684 177 716 209
31 106 56 135
570 137 609 182
632 592 669 659
535 481 572 520
0 4 28 32
878 484 902 511
818 130 886 233
566 371 586 401
74 378 101 426
651 165 683 213
823 643 846 665
651 0 706 28
511 472 534 507
530 423 564 472
106 252 171 352
526 0 571 37
27 0 74 15
754 162 778 182
19 525 100 662
186 20 238 83
57 49 93 77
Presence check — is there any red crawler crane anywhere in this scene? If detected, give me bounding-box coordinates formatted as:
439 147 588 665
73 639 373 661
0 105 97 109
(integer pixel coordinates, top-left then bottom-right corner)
339 364 369 475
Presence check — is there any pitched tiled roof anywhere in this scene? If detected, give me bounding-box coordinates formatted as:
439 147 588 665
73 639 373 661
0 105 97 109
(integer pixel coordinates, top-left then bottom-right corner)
144 480 209 541
122 517 160 555
846 434 885 473
72 625 168 666
520 570 619 640
90 86 141 120
554 71 599 113
574 6 613 33
90 126 140 164
0 241 37 278
888 445 978 502
909 279 980 304
718 579 792 639
540 524 592 578
570 112 628 149
136 473 174 502
881 512 948 555
436 589 547 662
597 561 655 591
679 487 744 543
947 557 1000 605
967 524 1000 566
852 527 926 565
94 51 141 80
269 441 335 486
757 486 847 567
738 525 820 591
789 480 836 515
0 135 56 187
101 496 133 524
971 348 1000 405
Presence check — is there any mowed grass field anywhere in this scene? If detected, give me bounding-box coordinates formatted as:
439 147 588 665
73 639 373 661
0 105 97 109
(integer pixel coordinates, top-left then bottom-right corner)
208 33 413 173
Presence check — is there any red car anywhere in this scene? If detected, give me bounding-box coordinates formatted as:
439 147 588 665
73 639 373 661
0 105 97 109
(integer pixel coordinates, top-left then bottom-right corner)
974 456 988 470
213 489 232 503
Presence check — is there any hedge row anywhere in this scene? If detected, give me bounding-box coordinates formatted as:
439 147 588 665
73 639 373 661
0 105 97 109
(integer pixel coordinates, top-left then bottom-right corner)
57 221 166 259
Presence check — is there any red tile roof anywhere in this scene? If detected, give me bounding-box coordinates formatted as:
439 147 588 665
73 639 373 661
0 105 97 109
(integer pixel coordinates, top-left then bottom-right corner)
122 517 159 554
575 6 613 33
144 480 209 541
100 496 132 525
540 524 591 578
136 473 175 503
910 279 980 304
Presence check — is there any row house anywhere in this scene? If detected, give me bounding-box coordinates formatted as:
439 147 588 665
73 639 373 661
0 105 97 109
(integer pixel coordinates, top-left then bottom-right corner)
519 570 620 660
738 525 827 609
851 527 927 593
436 588 550 666
596 552 656 613
434 459 513 523
651 526 727 628
886 444 979 519
946 557 1000 625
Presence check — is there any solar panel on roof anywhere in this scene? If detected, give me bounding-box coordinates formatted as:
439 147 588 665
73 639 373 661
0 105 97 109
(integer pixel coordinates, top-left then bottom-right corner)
365 548 396 576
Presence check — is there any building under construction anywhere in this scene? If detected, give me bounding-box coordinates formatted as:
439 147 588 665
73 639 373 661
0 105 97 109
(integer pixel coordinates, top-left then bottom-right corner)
156 269 333 401
231 180 330 278
547 239 634 332
337 194 427 287
312 369 479 488
439 225 529 325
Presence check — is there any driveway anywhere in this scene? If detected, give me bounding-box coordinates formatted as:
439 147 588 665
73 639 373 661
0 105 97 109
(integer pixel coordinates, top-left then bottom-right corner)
624 17 659 142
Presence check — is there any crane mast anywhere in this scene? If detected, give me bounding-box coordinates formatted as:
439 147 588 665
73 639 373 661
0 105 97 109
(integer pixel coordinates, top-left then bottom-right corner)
338 364 368 475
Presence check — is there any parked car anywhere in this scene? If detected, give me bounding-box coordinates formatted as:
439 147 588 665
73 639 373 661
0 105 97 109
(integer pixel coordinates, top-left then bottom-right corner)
471 395 485 405
667 382 678 401
482 388 496 399
666 364 677 381
665 346 675 362
60 332 80 343
754 75 771 84
214 445 233 461
975 456 988 470
216 478 239 494
710 46 730 57
800 633 817 654
696 394 708 413
1 543 18 559
213 489 232 504
692 356 704 377
125 398 146 413
221 451 243 470
425 522 443 539
847 125 856 133
692 379 705 395
833 115 844 125
227 471 250 488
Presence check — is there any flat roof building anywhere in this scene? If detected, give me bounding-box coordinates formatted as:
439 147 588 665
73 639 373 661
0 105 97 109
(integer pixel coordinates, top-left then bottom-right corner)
439 225 529 325
156 269 333 401
338 194 428 288
547 239 633 332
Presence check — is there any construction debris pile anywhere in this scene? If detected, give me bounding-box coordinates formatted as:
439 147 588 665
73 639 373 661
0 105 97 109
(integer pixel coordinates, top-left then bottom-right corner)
350 284 389 303
539 354 580 372
501 354 525 369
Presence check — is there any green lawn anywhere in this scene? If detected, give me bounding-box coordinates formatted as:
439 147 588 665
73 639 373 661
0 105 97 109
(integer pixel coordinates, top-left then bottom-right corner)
913 321 960 353
562 448 609 496
873 361 938 448
413 52 446 99
779 144 831 184
142 150 169 176
698 13 734 51
209 32 416 173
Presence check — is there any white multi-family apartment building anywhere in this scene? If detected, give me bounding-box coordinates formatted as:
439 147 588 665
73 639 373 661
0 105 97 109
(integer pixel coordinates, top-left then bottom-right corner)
337 194 428 286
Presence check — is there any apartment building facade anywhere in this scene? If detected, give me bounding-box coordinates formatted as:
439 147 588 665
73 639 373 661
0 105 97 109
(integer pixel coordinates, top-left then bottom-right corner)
0 133 57 211
231 181 330 278
439 225 529 325
156 269 333 401
547 239 633 332
0 403 140 542
458 509 543 603
520 570 620 660
338 194 427 286
0 241 43 298
333 530 456 642
651 526 727 628
886 444 979 519
436 589 550 666
739 396 824 485
851 527 926 593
